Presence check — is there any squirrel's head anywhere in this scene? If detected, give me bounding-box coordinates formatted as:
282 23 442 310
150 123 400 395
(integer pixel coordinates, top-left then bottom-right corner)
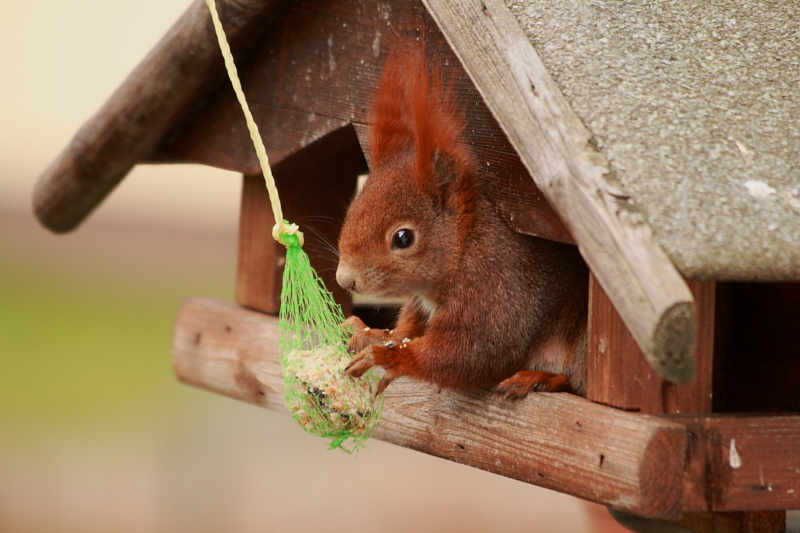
336 45 477 301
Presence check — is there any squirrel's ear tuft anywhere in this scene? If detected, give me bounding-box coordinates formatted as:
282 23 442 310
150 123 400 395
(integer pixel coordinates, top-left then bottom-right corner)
370 41 477 196
370 51 415 167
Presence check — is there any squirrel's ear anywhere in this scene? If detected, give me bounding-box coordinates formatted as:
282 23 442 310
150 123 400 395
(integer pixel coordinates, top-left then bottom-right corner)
431 149 460 206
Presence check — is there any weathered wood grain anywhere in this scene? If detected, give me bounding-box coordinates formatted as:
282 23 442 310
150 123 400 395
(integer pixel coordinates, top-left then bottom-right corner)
587 276 716 414
681 416 800 513
380 382 685 519
149 0 575 244
421 0 696 384
235 125 364 315
172 297 286 411
33 0 284 233
171 297 688 518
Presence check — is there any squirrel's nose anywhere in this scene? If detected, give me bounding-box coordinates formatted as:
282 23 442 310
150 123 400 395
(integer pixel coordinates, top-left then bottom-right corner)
336 263 356 292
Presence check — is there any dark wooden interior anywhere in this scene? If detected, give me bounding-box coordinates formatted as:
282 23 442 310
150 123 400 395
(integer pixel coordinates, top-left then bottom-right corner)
713 282 800 414
235 125 365 315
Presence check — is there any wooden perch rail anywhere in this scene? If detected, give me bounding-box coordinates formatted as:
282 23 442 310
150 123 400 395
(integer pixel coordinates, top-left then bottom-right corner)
172 297 685 518
33 0 283 233
170 298 800 519
421 0 696 385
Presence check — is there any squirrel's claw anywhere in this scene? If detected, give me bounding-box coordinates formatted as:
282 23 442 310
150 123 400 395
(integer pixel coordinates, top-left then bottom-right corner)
345 345 399 396
342 315 368 333
343 315 395 354
344 347 376 378
376 372 396 396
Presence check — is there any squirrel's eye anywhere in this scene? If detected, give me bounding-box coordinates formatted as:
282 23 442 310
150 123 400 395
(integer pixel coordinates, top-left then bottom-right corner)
391 229 415 250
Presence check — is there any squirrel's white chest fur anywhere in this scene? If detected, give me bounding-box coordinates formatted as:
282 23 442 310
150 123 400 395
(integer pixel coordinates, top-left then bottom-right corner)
412 294 438 321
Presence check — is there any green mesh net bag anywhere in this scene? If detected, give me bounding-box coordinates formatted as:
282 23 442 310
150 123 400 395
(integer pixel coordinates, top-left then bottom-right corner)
206 0 384 452
279 233 384 452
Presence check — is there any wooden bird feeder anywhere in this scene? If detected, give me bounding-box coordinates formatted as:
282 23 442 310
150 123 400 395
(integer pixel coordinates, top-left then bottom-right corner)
34 0 800 531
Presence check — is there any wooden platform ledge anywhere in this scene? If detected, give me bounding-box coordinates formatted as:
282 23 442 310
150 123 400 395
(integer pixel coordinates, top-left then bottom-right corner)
171 298 800 520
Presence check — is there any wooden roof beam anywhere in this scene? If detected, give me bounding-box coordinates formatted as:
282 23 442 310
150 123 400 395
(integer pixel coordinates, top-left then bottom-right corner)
33 0 284 233
422 0 696 384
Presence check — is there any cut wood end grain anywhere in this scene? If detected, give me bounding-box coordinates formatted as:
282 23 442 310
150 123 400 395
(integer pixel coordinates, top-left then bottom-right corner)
650 300 696 384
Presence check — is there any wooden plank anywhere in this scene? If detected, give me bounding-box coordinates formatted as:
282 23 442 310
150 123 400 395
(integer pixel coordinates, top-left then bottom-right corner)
172 297 800 515
587 276 716 414
236 174 282 314
421 0 696 384
33 0 285 233
235 125 364 315
171 297 687 518
171 297 286 411
148 0 575 245
681 416 800 513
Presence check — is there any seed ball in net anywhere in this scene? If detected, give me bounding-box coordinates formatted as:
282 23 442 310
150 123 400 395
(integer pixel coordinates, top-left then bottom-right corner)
283 345 381 443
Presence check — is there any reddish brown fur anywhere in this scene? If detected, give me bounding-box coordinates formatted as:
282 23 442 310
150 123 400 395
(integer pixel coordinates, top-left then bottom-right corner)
337 44 589 397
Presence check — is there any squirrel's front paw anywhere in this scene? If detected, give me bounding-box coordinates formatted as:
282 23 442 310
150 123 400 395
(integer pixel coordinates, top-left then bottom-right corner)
345 346 377 378
345 344 402 395
343 315 393 353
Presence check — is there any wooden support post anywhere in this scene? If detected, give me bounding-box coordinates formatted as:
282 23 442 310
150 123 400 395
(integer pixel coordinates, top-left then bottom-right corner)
586 275 716 414
236 174 282 313
235 125 366 315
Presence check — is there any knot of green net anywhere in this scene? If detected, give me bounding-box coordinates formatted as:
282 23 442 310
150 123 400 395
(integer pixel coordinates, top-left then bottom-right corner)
273 222 304 248
278 227 384 453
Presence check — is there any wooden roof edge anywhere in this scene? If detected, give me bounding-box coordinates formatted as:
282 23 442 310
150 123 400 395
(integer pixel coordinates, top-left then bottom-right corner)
32 0 284 234
422 0 696 384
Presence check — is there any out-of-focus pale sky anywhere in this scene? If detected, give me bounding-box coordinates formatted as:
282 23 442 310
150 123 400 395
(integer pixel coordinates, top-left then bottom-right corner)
0 0 239 228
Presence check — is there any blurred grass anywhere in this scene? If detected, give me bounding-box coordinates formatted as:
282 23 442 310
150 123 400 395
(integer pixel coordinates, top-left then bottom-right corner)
0 262 176 426
0 212 237 432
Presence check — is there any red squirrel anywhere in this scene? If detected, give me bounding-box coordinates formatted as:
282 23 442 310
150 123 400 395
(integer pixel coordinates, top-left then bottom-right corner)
336 46 588 398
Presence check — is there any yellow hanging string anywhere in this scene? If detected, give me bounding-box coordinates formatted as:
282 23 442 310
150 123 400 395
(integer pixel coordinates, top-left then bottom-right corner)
204 0 303 247
203 0 384 453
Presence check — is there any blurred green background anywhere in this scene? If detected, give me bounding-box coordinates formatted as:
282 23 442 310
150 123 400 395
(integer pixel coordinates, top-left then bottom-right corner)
0 1 598 532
